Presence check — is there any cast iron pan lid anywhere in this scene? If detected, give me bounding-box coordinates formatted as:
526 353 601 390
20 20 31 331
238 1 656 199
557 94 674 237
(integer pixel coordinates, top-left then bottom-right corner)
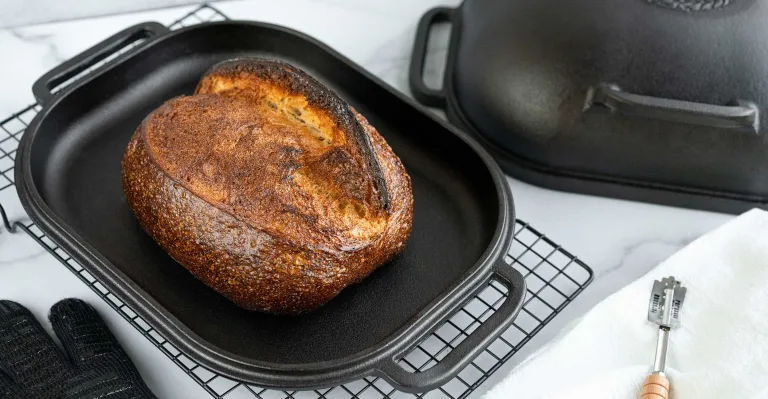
410 0 768 214
16 20 525 392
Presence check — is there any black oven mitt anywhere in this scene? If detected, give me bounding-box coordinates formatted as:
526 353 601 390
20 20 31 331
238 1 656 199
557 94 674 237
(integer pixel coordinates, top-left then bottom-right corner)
0 299 156 399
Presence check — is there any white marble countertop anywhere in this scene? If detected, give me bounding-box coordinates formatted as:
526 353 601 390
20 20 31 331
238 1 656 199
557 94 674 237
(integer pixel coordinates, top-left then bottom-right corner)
0 0 734 397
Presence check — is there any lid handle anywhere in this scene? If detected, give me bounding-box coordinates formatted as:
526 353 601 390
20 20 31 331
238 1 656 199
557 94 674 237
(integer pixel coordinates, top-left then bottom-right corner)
409 7 454 108
584 83 760 133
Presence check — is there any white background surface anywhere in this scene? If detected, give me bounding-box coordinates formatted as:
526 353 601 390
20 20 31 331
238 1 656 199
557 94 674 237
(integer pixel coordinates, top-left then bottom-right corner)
0 0 213 28
0 0 734 397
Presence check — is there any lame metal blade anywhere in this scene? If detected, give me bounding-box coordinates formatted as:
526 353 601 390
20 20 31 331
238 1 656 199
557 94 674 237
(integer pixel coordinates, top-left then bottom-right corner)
647 276 686 328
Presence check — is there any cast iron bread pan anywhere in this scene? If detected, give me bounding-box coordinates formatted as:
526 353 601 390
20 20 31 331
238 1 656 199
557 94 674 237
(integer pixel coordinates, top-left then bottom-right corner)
411 1 768 214
15 21 524 392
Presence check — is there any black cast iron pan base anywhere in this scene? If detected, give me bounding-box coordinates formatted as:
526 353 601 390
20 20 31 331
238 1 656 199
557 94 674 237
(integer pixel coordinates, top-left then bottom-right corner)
17 21 524 391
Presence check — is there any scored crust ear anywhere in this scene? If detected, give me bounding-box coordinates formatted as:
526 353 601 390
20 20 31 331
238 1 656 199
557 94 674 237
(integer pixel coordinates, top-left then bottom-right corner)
195 58 390 212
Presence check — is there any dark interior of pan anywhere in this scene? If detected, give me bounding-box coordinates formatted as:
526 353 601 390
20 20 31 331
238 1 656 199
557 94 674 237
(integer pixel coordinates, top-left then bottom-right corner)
17 21 520 390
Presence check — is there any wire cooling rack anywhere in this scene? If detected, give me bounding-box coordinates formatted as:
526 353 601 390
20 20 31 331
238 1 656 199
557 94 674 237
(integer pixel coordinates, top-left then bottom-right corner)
0 5 593 399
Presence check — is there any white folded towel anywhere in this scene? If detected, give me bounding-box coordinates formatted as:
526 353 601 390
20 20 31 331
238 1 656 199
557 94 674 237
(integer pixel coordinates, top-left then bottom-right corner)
484 208 768 399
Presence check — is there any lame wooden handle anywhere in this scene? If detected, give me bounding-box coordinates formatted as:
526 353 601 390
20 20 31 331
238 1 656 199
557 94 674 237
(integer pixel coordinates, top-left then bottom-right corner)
639 373 670 399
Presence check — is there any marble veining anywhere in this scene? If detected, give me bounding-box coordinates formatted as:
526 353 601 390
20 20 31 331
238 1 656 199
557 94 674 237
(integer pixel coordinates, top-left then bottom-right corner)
0 0 735 397
9 29 67 65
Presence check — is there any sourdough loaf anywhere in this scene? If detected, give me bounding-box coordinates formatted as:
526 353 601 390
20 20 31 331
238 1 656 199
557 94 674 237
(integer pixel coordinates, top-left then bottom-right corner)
121 58 413 314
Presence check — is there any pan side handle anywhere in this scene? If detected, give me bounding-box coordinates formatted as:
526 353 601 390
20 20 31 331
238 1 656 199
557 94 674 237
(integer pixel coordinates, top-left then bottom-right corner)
32 22 170 106
374 260 526 393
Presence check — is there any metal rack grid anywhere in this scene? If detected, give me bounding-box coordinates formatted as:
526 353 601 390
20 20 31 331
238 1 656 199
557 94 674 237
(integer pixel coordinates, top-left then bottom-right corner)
0 5 593 399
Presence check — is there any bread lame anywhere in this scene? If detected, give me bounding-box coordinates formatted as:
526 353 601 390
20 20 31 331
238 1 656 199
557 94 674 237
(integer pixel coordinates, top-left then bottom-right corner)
639 276 686 399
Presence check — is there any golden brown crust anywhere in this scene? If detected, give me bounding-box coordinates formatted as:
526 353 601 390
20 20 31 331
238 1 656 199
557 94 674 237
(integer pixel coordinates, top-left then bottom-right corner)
121 58 413 314
195 58 390 211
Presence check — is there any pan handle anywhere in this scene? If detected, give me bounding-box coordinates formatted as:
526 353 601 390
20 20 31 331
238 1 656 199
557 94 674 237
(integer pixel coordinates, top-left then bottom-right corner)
375 260 526 393
409 7 454 108
584 83 760 133
32 22 170 106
